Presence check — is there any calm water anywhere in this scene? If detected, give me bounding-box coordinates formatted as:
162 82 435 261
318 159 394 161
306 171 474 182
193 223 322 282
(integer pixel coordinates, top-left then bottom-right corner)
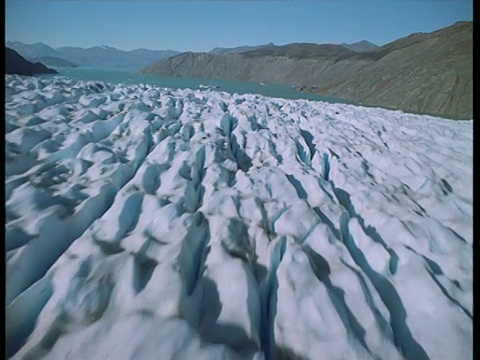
51 67 357 105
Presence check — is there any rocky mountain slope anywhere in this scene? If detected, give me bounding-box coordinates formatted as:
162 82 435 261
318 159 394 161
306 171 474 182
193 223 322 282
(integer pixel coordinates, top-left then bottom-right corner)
139 21 472 119
138 44 364 90
313 21 472 119
5 47 58 75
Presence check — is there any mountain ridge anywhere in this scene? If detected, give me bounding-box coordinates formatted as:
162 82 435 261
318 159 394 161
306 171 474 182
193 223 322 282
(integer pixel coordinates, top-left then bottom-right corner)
340 40 379 52
209 43 274 55
6 41 180 69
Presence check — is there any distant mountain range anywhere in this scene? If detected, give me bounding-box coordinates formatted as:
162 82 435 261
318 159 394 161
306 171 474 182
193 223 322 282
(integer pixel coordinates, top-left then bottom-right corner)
6 39 378 70
5 39 379 72
30 56 78 68
209 43 274 55
209 40 378 56
6 41 180 69
5 47 58 75
138 21 472 119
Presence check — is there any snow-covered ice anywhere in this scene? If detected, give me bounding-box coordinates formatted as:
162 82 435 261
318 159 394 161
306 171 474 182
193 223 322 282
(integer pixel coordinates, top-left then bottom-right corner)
5 74 473 360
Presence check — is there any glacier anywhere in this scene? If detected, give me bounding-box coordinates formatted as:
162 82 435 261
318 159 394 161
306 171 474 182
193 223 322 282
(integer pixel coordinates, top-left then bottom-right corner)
5 74 472 360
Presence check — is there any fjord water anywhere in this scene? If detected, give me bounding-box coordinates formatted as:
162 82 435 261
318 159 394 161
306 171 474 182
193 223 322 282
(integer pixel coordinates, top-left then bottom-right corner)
52 67 355 104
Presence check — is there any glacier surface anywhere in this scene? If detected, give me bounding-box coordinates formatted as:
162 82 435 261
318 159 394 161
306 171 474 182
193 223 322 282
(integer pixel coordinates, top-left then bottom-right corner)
5 75 473 360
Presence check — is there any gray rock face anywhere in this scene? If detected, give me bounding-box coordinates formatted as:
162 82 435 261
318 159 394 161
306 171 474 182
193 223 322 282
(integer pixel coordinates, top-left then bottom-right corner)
320 22 472 119
139 21 472 119
139 45 363 88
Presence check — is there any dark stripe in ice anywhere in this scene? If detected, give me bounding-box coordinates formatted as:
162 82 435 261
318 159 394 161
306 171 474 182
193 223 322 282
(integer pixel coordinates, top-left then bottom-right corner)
260 236 287 360
339 213 430 359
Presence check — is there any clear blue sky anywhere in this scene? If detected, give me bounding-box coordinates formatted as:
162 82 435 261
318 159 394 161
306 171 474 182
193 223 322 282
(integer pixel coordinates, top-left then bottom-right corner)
5 0 473 52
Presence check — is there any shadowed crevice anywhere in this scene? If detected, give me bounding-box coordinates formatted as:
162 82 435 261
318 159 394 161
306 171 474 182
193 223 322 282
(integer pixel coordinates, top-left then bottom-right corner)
333 187 399 275
339 215 431 360
197 277 260 359
323 153 331 181
132 251 158 294
260 236 287 360
285 174 307 200
302 245 373 356
404 246 472 319
299 129 316 161
230 134 253 172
